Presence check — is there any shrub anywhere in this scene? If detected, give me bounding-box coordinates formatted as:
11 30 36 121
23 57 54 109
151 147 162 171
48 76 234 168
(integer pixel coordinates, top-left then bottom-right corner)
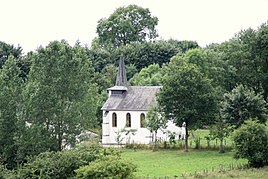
75 155 137 179
233 119 268 167
0 164 15 179
17 143 121 178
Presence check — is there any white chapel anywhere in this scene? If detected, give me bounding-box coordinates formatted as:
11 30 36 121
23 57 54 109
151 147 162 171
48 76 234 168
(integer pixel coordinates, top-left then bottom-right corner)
101 55 185 145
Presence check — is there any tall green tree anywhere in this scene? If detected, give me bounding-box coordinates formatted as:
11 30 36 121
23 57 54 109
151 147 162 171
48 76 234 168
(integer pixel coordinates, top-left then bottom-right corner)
0 55 22 169
214 28 263 94
21 41 98 154
158 58 218 151
184 48 229 92
256 21 268 100
115 40 183 71
0 41 30 80
129 63 163 86
221 84 268 129
0 41 22 68
96 5 158 48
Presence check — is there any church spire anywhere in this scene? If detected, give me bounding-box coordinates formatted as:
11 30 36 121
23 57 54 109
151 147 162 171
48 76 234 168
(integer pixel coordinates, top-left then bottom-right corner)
115 54 127 86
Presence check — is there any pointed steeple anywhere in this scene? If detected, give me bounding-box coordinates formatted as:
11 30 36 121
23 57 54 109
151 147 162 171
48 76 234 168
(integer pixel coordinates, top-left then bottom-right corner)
115 54 127 86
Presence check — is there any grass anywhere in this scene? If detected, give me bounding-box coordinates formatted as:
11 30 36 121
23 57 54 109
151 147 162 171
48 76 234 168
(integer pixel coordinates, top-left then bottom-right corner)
121 149 247 177
185 166 268 179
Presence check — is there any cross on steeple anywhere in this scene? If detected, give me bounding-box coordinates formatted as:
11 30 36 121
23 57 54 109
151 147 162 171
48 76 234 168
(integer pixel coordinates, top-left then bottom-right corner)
115 54 127 86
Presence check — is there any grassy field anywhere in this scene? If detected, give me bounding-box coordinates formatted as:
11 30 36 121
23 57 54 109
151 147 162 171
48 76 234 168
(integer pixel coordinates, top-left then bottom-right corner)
121 149 247 178
186 167 268 179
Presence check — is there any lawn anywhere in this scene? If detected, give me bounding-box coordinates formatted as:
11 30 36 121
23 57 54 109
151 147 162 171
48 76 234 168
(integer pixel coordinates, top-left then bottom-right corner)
121 149 247 177
186 167 268 179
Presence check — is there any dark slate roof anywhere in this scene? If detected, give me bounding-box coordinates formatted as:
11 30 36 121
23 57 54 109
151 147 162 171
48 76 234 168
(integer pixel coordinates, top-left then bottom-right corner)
115 55 127 86
101 86 161 111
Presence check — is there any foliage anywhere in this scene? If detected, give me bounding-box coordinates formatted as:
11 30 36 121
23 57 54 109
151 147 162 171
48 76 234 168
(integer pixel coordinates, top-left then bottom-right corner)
17 143 121 178
90 39 197 74
96 4 158 48
0 55 22 169
209 116 232 153
0 41 31 80
146 104 167 143
116 40 183 71
233 119 268 167
0 41 22 68
221 84 268 129
87 47 112 72
20 40 99 155
75 155 137 179
166 39 199 53
0 164 15 179
129 63 163 86
158 58 218 151
184 48 229 94
256 21 268 100
214 25 268 98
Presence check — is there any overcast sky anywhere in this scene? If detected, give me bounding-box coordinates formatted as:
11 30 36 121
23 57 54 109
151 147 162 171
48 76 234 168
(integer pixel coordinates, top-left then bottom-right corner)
1 0 268 53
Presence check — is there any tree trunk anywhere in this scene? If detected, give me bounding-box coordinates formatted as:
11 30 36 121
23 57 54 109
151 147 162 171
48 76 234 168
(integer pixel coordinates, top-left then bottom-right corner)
185 126 188 152
57 119 63 151
219 138 225 153
153 131 158 151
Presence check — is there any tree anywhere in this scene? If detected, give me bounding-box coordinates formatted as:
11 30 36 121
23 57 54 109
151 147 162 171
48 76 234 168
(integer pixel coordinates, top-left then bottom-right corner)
116 40 182 71
129 63 163 86
96 5 158 48
221 85 268 129
209 115 231 153
167 39 199 53
214 28 264 94
256 21 268 100
233 119 268 167
0 55 22 169
0 41 30 80
158 59 218 151
146 104 167 149
89 40 197 74
21 41 98 154
0 41 22 68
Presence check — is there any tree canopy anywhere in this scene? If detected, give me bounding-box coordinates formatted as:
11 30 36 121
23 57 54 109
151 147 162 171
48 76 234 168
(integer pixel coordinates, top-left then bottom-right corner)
158 58 218 151
221 85 268 128
96 4 158 48
0 55 22 169
21 41 99 154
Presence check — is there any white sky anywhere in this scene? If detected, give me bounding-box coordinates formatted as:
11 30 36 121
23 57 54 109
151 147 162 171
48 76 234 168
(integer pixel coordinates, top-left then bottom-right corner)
1 0 268 54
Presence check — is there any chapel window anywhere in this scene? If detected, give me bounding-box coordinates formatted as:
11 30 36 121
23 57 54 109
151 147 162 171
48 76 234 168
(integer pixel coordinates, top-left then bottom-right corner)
126 113 131 127
140 113 145 128
112 112 117 127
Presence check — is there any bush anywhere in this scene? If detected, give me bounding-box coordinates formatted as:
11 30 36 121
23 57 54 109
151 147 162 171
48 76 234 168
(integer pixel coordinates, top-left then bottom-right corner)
17 143 121 178
0 164 16 179
75 155 137 179
233 119 268 167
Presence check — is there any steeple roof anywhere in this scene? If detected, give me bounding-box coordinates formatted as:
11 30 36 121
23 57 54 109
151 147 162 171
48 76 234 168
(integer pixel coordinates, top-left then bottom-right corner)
115 54 127 86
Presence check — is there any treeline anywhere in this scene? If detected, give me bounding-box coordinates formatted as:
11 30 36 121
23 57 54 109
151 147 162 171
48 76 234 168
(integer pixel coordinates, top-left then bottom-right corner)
0 4 268 177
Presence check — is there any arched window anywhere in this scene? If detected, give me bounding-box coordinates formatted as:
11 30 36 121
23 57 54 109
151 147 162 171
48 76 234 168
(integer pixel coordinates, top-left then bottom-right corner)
140 113 145 128
126 113 131 127
112 112 117 127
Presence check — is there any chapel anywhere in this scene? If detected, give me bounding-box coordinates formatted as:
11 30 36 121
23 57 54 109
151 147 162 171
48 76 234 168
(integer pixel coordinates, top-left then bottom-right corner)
101 55 184 145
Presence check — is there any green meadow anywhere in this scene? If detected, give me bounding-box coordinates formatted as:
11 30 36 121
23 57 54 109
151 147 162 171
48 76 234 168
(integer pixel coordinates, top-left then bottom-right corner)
121 149 247 177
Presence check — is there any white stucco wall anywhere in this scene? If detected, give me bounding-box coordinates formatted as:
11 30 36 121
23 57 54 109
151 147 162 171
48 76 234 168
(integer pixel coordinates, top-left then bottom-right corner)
102 110 185 145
